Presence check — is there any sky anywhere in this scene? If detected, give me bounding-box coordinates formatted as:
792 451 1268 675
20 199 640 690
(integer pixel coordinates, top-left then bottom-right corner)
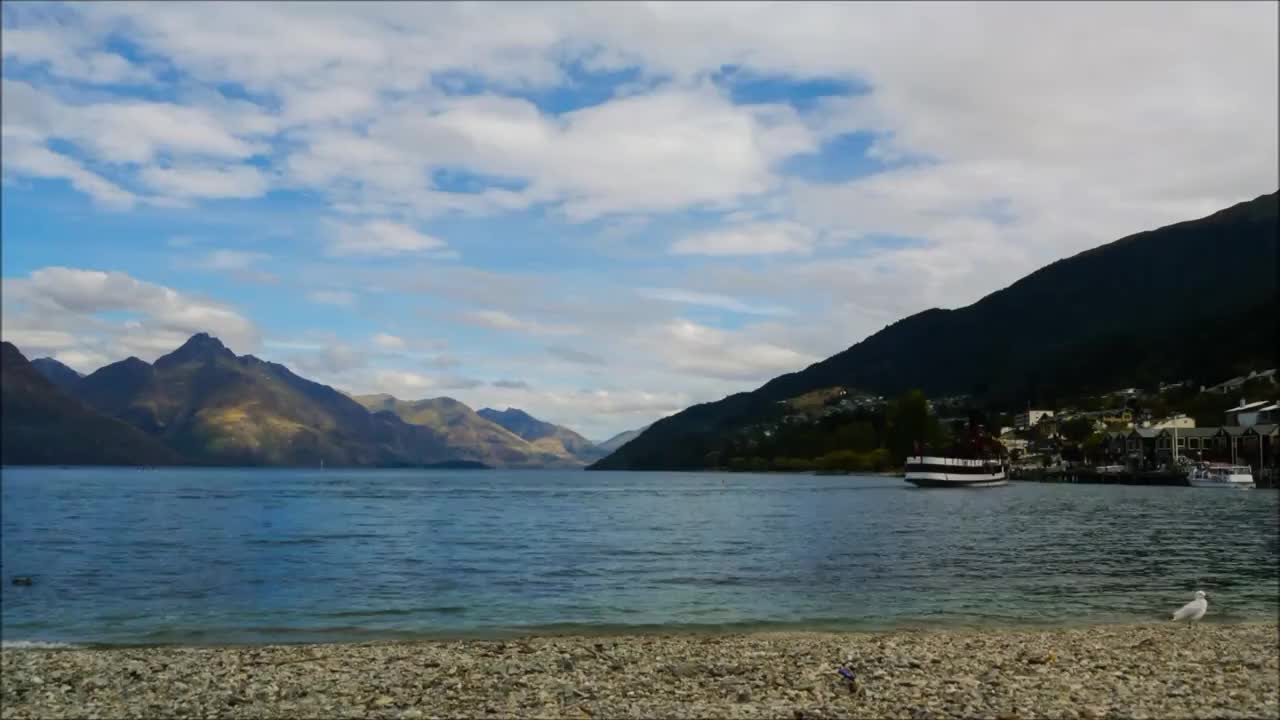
1 2 1277 441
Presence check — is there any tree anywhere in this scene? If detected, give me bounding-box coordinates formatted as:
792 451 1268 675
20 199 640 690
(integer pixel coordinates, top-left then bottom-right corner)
1059 417 1095 445
885 390 941 460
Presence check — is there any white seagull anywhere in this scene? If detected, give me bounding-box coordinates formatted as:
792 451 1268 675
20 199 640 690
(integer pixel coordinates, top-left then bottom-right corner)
1171 590 1208 623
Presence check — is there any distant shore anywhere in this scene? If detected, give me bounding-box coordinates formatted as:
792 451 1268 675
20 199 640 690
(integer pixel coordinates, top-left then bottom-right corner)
3 622 1275 719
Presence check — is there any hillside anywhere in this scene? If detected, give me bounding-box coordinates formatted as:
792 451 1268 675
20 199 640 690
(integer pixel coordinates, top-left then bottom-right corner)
353 395 586 468
592 191 1280 470
478 407 605 463
596 425 650 454
1 342 183 466
30 357 83 392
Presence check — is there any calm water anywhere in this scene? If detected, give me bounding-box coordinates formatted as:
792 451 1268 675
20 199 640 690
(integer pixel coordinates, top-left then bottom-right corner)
2 468 1277 646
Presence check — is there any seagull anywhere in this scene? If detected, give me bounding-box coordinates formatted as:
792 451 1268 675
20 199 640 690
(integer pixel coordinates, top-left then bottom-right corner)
1172 590 1208 624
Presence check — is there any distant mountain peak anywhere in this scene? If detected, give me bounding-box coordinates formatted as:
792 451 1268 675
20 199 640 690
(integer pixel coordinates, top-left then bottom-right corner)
31 357 84 392
155 332 236 367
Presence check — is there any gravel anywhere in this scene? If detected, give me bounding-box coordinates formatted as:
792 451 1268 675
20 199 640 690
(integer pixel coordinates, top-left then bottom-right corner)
2 623 1276 719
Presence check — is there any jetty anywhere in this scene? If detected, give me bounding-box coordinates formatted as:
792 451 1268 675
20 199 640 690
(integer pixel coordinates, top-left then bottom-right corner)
1014 468 1188 486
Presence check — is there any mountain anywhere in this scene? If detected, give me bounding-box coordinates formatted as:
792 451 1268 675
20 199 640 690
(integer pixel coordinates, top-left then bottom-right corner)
477 407 605 463
352 394 585 468
4 332 605 468
70 333 453 467
596 425 650 454
30 358 83 392
1 342 182 466
592 191 1280 470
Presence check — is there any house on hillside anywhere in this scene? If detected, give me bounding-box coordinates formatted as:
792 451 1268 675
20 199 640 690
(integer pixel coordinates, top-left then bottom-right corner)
1015 409 1054 430
1144 414 1194 430
1206 375 1249 394
1225 400 1278 426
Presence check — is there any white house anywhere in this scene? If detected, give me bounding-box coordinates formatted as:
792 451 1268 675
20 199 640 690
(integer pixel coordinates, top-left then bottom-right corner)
1225 400 1277 427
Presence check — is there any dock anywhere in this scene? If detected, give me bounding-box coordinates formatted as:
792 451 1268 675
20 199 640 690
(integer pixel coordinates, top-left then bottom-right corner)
1015 469 1187 486
1014 469 1276 488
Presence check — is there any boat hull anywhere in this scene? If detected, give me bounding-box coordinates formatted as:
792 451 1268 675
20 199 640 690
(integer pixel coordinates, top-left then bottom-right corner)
1187 478 1255 489
905 475 1009 488
904 456 1008 488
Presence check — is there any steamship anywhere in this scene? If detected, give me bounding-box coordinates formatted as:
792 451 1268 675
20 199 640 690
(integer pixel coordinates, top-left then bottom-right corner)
904 427 1009 488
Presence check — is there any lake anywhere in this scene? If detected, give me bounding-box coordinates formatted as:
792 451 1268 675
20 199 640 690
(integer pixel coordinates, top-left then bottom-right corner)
2 468 1276 646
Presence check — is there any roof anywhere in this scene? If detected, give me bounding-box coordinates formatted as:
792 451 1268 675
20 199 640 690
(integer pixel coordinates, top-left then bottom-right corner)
1227 400 1272 412
1219 426 1250 437
1162 427 1219 439
1257 403 1279 412
1253 423 1278 436
1130 428 1161 439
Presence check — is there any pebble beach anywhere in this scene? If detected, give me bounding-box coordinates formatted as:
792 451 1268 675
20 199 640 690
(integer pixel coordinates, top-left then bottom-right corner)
2 622 1276 719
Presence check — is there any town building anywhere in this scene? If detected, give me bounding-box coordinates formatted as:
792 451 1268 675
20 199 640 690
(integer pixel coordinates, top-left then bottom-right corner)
1014 409 1054 430
1225 400 1280 426
1143 414 1194 430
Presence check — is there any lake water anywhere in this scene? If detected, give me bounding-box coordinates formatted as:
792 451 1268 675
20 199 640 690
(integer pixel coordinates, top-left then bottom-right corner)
2 468 1277 646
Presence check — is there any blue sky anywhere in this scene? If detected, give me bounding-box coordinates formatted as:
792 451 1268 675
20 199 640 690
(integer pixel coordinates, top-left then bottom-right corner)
2 2 1276 439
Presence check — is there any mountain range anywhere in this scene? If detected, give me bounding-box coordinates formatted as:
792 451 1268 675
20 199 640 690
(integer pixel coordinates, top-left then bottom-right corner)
591 191 1279 470
2 334 607 468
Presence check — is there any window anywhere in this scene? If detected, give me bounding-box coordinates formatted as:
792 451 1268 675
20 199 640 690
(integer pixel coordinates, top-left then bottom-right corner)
1177 437 1186 447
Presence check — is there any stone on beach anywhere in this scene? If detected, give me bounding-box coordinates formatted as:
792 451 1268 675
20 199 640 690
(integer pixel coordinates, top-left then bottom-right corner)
1 623 1277 719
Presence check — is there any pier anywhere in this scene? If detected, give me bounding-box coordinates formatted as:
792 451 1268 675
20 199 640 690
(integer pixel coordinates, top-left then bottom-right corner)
1014 468 1276 488
1016 469 1187 486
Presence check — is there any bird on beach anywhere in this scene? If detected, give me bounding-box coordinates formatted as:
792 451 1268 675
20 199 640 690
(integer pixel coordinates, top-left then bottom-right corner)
1171 590 1208 624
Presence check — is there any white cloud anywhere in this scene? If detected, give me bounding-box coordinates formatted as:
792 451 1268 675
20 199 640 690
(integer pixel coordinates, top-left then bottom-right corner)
1 25 152 85
1 266 260 366
637 287 792 317
140 165 269 200
639 319 820 382
327 220 448 256
0 329 78 351
1 138 136 209
198 250 270 271
289 343 368 375
670 221 815 256
462 309 581 337
307 290 357 307
371 333 407 352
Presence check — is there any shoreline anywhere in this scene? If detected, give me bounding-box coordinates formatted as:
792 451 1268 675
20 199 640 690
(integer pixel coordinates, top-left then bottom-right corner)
4 623 1276 719
5 615 1277 651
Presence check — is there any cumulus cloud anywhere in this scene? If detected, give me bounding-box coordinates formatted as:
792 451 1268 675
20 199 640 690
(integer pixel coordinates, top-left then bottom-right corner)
371 333 407 352
1 266 260 368
327 220 448 256
670 221 815 256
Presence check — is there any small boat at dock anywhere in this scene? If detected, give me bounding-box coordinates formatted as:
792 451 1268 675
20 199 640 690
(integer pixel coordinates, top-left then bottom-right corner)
1187 462 1255 489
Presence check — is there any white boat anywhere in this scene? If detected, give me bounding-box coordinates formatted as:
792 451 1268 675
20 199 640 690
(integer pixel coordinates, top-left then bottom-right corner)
904 455 1008 488
1187 462 1254 489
